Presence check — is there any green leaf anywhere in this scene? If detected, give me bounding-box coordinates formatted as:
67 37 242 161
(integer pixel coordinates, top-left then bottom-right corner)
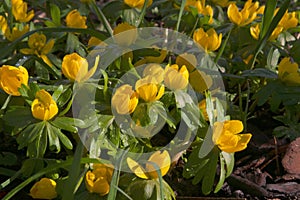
46 122 61 152
214 152 226 193
222 151 234 177
260 0 277 39
51 117 85 133
198 126 215 158
26 125 47 158
3 106 34 128
17 122 46 149
50 3 61 26
57 87 72 108
0 152 17 166
52 85 64 102
242 68 278 78
53 126 73 150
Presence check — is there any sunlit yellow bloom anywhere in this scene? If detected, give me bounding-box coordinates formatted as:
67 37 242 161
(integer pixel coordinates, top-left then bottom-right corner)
227 0 264 26
176 53 197 72
185 0 213 24
20 32 55 66
113 22 137 46
66 9 87 29
198 99 208 121
4 25 29 41
12 0 34 22
278 57 300 86
31 90 58 121
112 84 139 114
62 53 99 82
124 0 153 9
143 64 164 83
135 76 165 102
189 70 212 93
0 65 28 96
278 10 298 31
213 120 252 153
0 16 8 34
30 178 57 199
193 28 222 52
85 163 113 196
127 150 171 179
211 0 233 7
164 64 189 90
250 23 283 41
134 48 167 66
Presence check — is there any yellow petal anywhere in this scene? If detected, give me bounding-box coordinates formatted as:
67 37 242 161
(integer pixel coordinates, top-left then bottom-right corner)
127 157 149 179
224 120 244 134
146 150 171 179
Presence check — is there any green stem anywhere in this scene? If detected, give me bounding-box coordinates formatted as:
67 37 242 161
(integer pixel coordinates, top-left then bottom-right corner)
1 95 12 110
90 1 113 36
214 28 232 63
0 169 21 189
59 96 73 117
176 0 186 32
243 80 250 131
135 0 149 27
100 69 108 98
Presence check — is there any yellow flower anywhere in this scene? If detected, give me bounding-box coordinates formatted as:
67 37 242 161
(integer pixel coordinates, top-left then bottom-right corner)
135 76 165 102
62 53 99 82
278 57 300 86
278 11 298 31
4 25 29 41
250 23 283 41
12 0 34 22
164 64 189 90
113 22 137 46
211 0 233 7
30 178 57 199
0 65 28 96
193 28 222 52
134 48 167 66
227 0 264 26
213 120 252 153
0 16 8 34
31 89 58 121
85 163 113 196
176 53 197 72
185 0 213 24
189 70 212 93
112 84 139 114
124 0 153 9
127 150 171 179
198 99 209 121
66 9 87 29
143 64 165 83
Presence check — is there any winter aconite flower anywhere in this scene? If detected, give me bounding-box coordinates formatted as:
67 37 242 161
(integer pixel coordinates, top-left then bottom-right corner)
278 57 300 86
0 65 28 96
12 0 34 22
227 0 264 26
124 0 153 9
164 64 189 90
4 25 29 41
213 120 252 153
85 164 113 196
143 64 165 84
113 22 137 46
31 90 58 121
62 53 99 82
193 28 222 52
185 0 213 24
112 84 139 115
0 16 8 34
30 178 57 199
20 32 54 66
278 10 299 31
198 99 209 121
66 9 87 29
135 76 165 102
250 23 283 41
127 150 171 179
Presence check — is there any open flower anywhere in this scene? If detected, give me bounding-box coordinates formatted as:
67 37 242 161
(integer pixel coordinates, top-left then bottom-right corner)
124 0 153 9
20 32 54 66
62 53 99 82
185 0 213 24
127 150 171 179
278 10 298 31
193 28 222 52
4 25 29 41
0 65 28 96
112 84 139 114
164 64 189 90
250 23 283 41
0 16 8 34
12 0 34 22
227 0 264 26
85 164 113 196
113 22 137 46
135 76 165 102
30 178 57 199
213 120 252 153
66 9 87 29
31 90 58 121
143 64 165 83
278 57 300 86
